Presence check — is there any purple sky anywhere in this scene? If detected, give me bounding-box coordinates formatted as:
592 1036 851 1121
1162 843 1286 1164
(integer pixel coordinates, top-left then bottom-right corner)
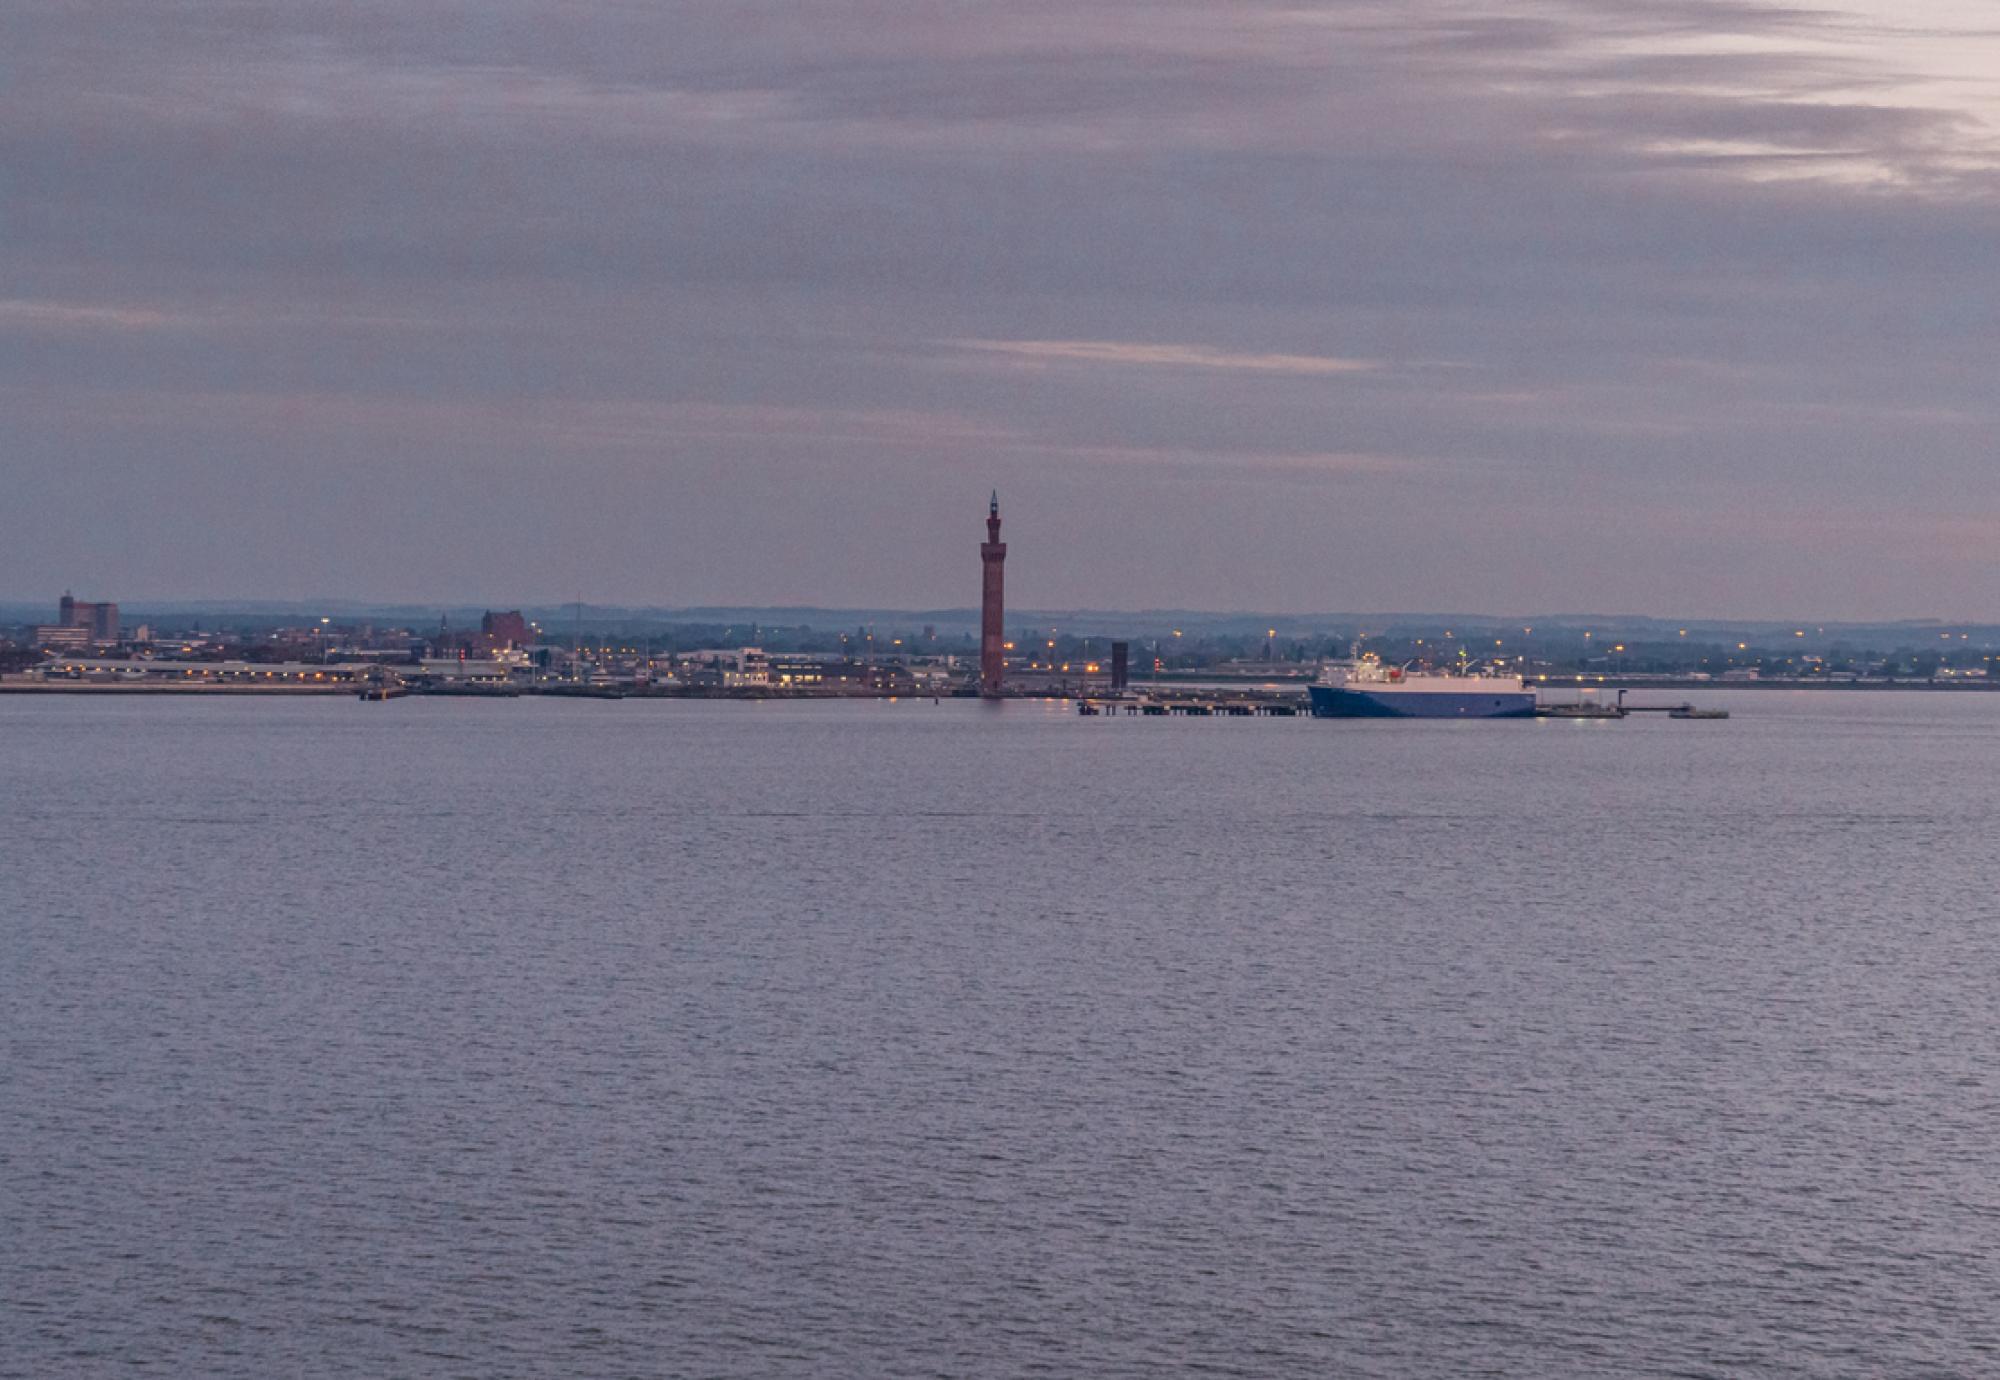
7 0 2000 617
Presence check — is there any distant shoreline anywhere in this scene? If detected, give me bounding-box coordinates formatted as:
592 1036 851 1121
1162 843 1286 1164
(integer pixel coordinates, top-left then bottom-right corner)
0 682 347 695
5 677 1999 699
1542 678 2000 693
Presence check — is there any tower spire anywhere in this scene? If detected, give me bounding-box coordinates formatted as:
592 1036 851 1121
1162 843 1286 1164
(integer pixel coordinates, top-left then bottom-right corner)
980 491 1007 696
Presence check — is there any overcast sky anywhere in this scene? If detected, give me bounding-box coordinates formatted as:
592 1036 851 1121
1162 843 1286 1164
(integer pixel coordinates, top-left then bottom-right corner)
7 0 2000 617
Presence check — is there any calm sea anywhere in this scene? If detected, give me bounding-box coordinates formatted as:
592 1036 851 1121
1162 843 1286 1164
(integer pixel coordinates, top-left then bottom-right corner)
6 692 2000 1377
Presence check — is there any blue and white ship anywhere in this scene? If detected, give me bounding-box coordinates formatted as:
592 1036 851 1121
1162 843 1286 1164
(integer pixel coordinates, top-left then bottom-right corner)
1309 653 1537 719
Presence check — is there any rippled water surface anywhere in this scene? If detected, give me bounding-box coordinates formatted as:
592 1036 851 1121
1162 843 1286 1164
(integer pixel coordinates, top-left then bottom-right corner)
7 692 2000 1377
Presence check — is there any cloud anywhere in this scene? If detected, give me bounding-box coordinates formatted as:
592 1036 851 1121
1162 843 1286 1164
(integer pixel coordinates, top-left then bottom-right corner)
0 299 184 331
6 0 2000 615
1021 444 1437 480
947 340 1384 376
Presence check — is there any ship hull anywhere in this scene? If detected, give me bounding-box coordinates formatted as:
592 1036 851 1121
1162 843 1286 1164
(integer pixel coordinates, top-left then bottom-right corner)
1309 685 1537 719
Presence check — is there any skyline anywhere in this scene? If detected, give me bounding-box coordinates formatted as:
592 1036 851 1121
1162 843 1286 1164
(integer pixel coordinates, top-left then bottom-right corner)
11 1 2000 617
14 592 2000 642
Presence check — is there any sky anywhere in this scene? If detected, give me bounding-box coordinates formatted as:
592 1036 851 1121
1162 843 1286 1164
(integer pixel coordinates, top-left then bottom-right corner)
6 0 2000 618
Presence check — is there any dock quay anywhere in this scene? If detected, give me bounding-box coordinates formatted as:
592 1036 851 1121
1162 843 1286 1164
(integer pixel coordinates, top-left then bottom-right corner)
1535 689 1729 720
1078 693 1307 717
1080 688 1729 720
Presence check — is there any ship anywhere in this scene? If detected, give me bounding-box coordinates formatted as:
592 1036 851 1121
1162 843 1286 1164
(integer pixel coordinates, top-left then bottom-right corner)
1309 652 1537 719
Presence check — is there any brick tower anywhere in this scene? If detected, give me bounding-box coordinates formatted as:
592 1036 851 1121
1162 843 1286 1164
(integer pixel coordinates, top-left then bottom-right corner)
980 491 1007 696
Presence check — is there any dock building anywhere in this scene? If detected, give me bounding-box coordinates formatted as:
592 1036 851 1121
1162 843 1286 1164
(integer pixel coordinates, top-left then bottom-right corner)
31 658 365 688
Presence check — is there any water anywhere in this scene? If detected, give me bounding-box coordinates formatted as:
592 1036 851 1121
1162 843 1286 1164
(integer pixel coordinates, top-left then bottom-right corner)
5 692 2000 1377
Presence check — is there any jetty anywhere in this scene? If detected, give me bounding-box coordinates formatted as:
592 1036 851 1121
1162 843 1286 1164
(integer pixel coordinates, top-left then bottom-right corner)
1078 687 1728 721
1077 692 1307 717
1533 688 1729 720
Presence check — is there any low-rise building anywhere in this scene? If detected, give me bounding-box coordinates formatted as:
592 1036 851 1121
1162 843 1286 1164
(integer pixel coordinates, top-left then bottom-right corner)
684 647 773 687
32 658 367 686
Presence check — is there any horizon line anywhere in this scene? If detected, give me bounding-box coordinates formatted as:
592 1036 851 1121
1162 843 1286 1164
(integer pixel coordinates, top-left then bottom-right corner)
2 595 1992 630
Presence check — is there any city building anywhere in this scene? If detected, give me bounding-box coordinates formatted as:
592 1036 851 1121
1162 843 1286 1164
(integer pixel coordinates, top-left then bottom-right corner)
980 491 1006 696
481 610 530 648
54 591 119 644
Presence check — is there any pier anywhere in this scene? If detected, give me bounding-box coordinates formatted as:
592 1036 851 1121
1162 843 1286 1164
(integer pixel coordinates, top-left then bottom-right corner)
1078 693 1307 717
1078 689 1728 720
1534 688 1729 720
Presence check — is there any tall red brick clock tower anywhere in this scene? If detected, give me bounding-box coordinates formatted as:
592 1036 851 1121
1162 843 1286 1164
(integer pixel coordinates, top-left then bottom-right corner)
980 491 1006 696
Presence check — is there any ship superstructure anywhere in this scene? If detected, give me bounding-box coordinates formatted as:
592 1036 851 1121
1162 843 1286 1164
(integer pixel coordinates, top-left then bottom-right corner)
1308 652 1536 719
